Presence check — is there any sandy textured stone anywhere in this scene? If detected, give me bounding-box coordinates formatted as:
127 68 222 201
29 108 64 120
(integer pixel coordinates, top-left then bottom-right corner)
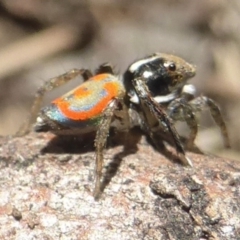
0 132 239 240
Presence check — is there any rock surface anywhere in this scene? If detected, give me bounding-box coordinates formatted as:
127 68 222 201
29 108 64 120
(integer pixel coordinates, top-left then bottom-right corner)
0 132 239 240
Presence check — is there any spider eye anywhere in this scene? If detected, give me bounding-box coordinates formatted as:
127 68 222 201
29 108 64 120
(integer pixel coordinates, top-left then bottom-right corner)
163 62 176 71
168 63 176 71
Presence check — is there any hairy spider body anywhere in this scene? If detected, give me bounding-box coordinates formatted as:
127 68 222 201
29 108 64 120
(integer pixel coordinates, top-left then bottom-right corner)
17 53 230 199
34 73 126 135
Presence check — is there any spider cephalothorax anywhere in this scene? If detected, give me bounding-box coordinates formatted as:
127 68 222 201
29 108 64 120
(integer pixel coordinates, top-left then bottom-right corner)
124 53 230 154
125 53 196 100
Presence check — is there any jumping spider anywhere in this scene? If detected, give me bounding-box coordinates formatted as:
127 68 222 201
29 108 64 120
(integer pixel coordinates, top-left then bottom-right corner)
17 53 230 199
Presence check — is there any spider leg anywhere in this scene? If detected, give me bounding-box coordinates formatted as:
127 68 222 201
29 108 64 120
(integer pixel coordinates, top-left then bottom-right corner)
167 99 198 149
93 99 118 199
132 77 193 167
81 69 93 81
95 63 114 75
16 68 93 136
189 96 230 148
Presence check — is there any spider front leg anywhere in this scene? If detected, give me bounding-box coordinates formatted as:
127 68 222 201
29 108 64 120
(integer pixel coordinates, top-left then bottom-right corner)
16 68 93 136
131 77 192 167
189 96 230 148
167 98 198 149
93 100 119 200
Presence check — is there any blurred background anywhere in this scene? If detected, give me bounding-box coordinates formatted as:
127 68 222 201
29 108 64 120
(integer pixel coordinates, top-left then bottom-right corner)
0 0 239 160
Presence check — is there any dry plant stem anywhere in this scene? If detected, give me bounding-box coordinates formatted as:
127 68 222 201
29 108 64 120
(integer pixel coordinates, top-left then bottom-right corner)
0 24 80 80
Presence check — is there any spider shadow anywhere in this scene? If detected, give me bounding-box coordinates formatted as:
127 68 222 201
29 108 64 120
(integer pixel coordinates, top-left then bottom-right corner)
41 128 143 156
40 128 142 197
98 128 203 197
41 127 202 197
98 127 142 197
148 130 203 164
41 132 96 155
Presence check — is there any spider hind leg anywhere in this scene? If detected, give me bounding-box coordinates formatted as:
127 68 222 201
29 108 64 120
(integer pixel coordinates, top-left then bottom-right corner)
16 68 94 136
